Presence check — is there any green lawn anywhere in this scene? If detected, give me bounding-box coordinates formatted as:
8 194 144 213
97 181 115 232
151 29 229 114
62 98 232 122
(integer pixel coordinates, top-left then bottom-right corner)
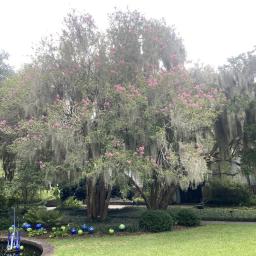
50 224 256 256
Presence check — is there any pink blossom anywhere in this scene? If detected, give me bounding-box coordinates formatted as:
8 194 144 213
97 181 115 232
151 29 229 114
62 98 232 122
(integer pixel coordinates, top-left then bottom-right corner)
28 118 34 125
104 101 111 109
110 70 118 74
52 122 61 129
137 145 145 156
110 48 116 54
54 94 60 102
38 160 46 169
147 78 158 88
105 152 114 158
82 98 91 107
114 84 126 93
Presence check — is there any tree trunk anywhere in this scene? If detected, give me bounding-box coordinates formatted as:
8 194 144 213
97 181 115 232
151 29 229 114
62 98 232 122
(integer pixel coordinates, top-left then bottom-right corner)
2 148 16 181
86 175 112 221
148 183 176 210
129 174 176 210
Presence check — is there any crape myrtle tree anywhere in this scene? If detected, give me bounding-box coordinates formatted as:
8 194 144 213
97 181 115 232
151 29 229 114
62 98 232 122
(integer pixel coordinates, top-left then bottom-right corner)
0 10 225 219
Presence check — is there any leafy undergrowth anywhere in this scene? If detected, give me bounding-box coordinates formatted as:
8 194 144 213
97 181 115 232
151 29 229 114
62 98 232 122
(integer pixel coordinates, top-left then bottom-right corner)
51 224 256 256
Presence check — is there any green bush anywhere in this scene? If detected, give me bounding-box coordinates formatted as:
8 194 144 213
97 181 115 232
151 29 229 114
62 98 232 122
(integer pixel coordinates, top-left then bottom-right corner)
24 207 63 227
168 209 178 224
61 196 82 209
176 209 200 226
247 195 256 206
139 210 174 232
0 217 11 230
132 197 145 205
204 180 251 206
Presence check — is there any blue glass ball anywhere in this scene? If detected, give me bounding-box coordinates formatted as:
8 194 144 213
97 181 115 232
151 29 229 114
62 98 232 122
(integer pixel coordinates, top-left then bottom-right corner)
26 224 32 229
35 224 43 230
71 228 77 235
88 226 94 234
15 245 20 251
22 223 28 229
81 224 88 232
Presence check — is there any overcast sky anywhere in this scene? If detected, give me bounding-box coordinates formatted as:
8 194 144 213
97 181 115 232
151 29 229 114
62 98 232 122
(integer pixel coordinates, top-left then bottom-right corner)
1 0 256 69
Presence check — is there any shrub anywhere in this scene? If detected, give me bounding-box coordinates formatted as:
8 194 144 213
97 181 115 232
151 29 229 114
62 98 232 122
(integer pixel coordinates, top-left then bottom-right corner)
248 195 256 206
168 209 178 224
133 197 145 205
0 217 11 230
176 209 200 226
61 196 82 209
24 207 63 227
139 210 174 232
204 180 251 206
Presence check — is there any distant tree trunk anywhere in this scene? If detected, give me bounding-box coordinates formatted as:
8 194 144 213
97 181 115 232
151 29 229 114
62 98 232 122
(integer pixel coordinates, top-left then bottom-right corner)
130 173 176 210
2 147 16 181
86 175 112 221
148 181 176 210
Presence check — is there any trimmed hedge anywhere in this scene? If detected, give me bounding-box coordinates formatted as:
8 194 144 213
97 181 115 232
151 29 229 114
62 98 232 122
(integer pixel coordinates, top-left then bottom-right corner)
204 180 251 206
139 210 174 232
176 208 201 226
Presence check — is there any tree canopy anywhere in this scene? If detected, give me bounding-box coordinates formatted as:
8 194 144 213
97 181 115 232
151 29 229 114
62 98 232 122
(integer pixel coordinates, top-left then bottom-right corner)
0 10 228 220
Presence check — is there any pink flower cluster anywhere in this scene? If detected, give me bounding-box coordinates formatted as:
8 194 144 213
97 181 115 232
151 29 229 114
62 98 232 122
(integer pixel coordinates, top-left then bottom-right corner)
112 139 122 148
52 122 61 129
103 101 111 109
82 97 91 108
28 118 34 125
137 145 145 156
110 47 116 55
147 78 158 88
120 59 125 65
105 152 114 158
54 94 61 103
178 91 201 109
114 84 126 93
193 84 218 101
38 160 46 169
178 84 220 109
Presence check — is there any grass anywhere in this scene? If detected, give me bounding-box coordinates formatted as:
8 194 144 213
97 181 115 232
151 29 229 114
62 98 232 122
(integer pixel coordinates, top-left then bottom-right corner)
50 224 256 256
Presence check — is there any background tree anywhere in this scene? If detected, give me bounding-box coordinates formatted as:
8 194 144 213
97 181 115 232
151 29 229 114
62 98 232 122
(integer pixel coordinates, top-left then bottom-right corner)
0 50 13 82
